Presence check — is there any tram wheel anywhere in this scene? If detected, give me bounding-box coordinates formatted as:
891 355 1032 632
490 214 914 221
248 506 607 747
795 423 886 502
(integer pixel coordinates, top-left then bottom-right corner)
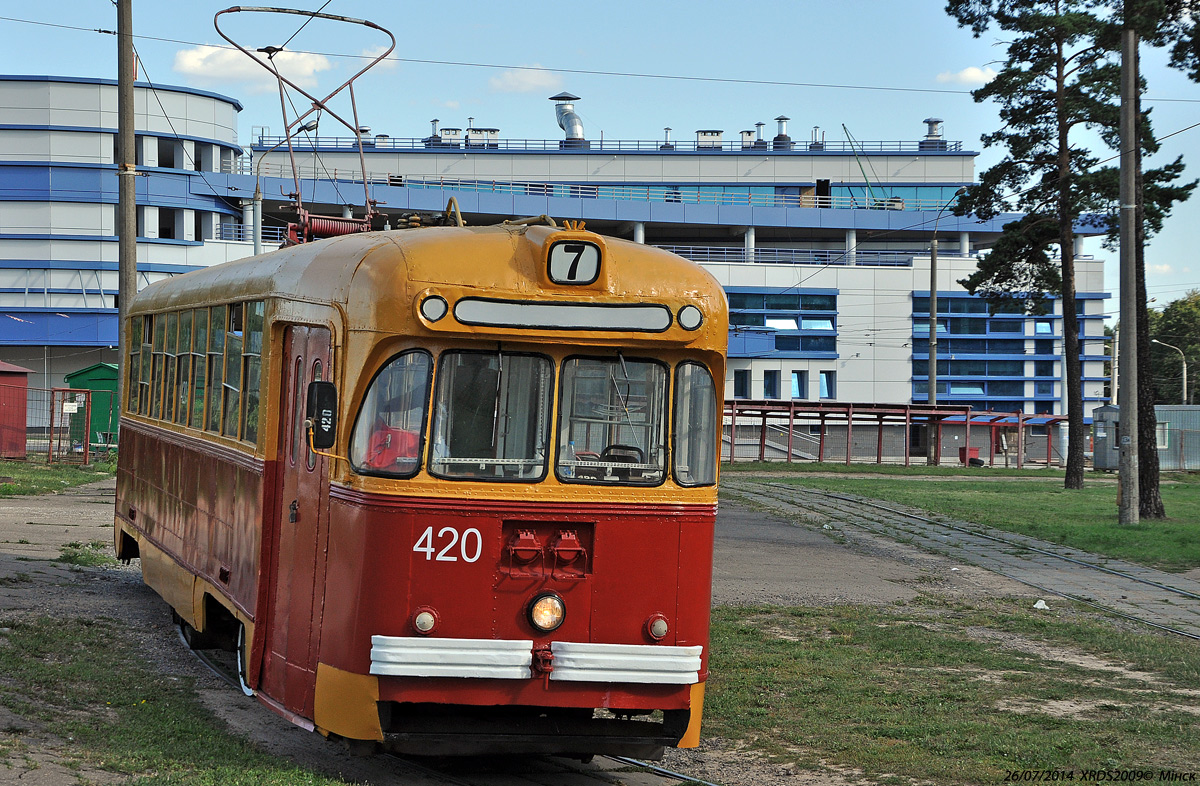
176 611 221 650
236 623 255 697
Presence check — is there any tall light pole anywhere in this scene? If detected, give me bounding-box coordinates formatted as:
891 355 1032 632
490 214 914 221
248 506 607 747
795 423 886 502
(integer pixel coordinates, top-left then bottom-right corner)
927 187 967 465
253 119 318 255
1153 339 1187 405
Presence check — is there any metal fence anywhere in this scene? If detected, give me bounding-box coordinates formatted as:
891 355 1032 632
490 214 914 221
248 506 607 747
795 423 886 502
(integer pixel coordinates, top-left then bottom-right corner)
0 384 118 465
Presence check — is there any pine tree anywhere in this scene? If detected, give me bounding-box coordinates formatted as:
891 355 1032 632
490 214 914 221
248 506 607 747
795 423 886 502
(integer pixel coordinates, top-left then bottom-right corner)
946 0 1116 490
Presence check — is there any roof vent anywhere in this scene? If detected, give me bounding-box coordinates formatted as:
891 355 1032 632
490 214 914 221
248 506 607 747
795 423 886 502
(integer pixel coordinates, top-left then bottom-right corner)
919 117 948 151
773 115 792 151
550 92 589 149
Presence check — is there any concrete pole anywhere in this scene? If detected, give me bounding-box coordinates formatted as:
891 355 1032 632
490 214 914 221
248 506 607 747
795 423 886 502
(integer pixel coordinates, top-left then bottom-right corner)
632 222 645 244
117 0 136 418
1118 21 1140 524
959 231 970 256
744 226 755 264
845 228 857 267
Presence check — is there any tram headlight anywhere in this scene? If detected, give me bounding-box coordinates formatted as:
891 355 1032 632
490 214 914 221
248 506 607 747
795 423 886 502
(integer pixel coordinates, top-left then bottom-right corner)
528 593 566 632
678 304 703 331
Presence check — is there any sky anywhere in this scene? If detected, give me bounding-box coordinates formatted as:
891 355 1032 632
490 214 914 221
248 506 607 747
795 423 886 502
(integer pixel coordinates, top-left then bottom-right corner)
2 0 1198 319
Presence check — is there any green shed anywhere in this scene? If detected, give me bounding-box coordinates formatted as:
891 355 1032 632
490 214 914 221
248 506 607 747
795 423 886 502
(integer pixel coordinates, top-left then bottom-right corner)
64 363 119 445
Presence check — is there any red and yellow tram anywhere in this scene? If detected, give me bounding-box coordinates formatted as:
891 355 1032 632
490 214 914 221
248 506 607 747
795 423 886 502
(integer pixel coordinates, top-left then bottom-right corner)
114 218 727 758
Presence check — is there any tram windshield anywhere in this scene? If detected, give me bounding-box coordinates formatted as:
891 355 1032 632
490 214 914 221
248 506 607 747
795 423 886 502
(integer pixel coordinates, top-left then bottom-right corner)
556 356 668 486
349 351 432 477
429 351 553 481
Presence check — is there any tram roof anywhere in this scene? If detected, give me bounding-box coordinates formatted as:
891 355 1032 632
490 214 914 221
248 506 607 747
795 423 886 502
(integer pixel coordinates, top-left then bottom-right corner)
129 223 729 345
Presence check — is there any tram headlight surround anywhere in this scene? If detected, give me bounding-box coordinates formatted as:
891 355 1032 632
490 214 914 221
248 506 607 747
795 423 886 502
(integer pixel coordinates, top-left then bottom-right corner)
645 613 669 641
528 592 566 632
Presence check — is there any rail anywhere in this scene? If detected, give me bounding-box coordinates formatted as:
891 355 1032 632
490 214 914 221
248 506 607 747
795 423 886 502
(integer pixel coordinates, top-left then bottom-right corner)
216 224 288 243
254 135 965 155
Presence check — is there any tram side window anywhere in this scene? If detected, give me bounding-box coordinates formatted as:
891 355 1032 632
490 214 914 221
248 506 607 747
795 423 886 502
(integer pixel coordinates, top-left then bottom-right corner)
163 312 178 423
556 356 667 486
349 350 432 477
127 316 143 414
241 301 264 444
138 316 152 415
222 303 243 439
150 313 166 419
175 309 192 425
206 305 226 433
190 308 208 429
429 351 552 481
673 362 718 487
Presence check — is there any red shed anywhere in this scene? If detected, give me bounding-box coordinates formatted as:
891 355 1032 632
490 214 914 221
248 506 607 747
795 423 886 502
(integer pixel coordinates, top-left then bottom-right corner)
0 362 32 459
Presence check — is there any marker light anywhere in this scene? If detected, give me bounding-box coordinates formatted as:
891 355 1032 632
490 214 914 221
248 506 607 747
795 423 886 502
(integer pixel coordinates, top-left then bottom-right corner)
412 608 438 634
420 295 448 322
678 305 703 331
528 593 566 632
646 613 669 641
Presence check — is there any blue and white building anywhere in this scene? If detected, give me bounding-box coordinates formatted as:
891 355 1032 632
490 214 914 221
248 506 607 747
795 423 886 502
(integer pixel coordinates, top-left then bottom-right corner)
0 79 1111 422
0 75 250 388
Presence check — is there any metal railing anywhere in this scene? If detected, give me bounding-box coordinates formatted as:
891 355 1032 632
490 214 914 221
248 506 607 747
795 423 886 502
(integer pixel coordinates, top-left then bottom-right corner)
0 385 118 464
654 245 928 267
254 135 965 155
216 224 288 243
246 161 964 213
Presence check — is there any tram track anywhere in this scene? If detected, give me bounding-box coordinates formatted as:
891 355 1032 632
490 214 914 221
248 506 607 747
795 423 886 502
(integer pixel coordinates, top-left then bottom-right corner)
722 478 1200 641
179 631 721 786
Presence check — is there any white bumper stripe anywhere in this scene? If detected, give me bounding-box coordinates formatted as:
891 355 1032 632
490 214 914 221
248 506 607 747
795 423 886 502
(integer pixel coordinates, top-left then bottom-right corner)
550 641 703 684
369 636 532 679
369 636 704 684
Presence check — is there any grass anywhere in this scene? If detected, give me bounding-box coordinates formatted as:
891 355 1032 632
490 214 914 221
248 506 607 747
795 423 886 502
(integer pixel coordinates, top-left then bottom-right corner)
724 463 1200 571
704 599 1200 784
725 460 1068 478
0 459 116 497
56 541 117 568
0 617 356 785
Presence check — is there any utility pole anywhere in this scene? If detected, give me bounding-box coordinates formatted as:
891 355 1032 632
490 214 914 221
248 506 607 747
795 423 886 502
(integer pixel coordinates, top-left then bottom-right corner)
1117 14 1140 525
117 0 137 423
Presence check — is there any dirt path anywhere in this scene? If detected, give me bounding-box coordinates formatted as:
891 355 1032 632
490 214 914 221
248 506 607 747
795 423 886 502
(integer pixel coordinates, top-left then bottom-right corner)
0 479 1031 785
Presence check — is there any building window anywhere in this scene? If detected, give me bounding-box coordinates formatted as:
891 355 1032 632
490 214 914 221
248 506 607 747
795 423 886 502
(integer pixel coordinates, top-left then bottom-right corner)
763 370 780 399
819 370 836 399
1035 339 1055 355
733 370 750 399
1035 381 1054 396
1035 320 1054 335
1035 360 1055 377
1157 421 1169 450
766 317 799 330
791 370 808 399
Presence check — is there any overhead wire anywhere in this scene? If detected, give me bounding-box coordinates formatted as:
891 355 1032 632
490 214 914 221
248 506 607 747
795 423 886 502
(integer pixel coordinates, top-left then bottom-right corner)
3 13 1200 103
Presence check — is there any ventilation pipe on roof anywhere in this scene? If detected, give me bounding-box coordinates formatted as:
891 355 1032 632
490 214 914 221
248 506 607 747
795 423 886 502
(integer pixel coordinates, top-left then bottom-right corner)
920 117 948 151
773 115 792 150
550 92 586 149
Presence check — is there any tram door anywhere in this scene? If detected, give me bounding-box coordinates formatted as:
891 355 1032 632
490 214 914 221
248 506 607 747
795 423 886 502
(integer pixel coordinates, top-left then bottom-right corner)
262 325 332 718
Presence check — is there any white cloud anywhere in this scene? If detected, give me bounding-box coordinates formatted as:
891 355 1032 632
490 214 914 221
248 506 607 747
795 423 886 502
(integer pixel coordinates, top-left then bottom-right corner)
1152 264 1175 275
361 46 397 71
172 45 332 93
487 65 562 94
936 66 998 85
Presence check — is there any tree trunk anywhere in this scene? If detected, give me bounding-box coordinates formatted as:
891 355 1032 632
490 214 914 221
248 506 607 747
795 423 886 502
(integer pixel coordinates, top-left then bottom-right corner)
1133 89 1166 517
1058 33 1086 490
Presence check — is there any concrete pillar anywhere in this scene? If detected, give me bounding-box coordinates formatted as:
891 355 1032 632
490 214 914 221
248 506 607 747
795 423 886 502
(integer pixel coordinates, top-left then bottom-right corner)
343 205 354 219
142 205 159 238
633 222 645 244
241 200 253 230
845 228 856 266
182 209 195 241
959 231 970 256
745 226 756 264
1074 235 1085 256
141 136 157 168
